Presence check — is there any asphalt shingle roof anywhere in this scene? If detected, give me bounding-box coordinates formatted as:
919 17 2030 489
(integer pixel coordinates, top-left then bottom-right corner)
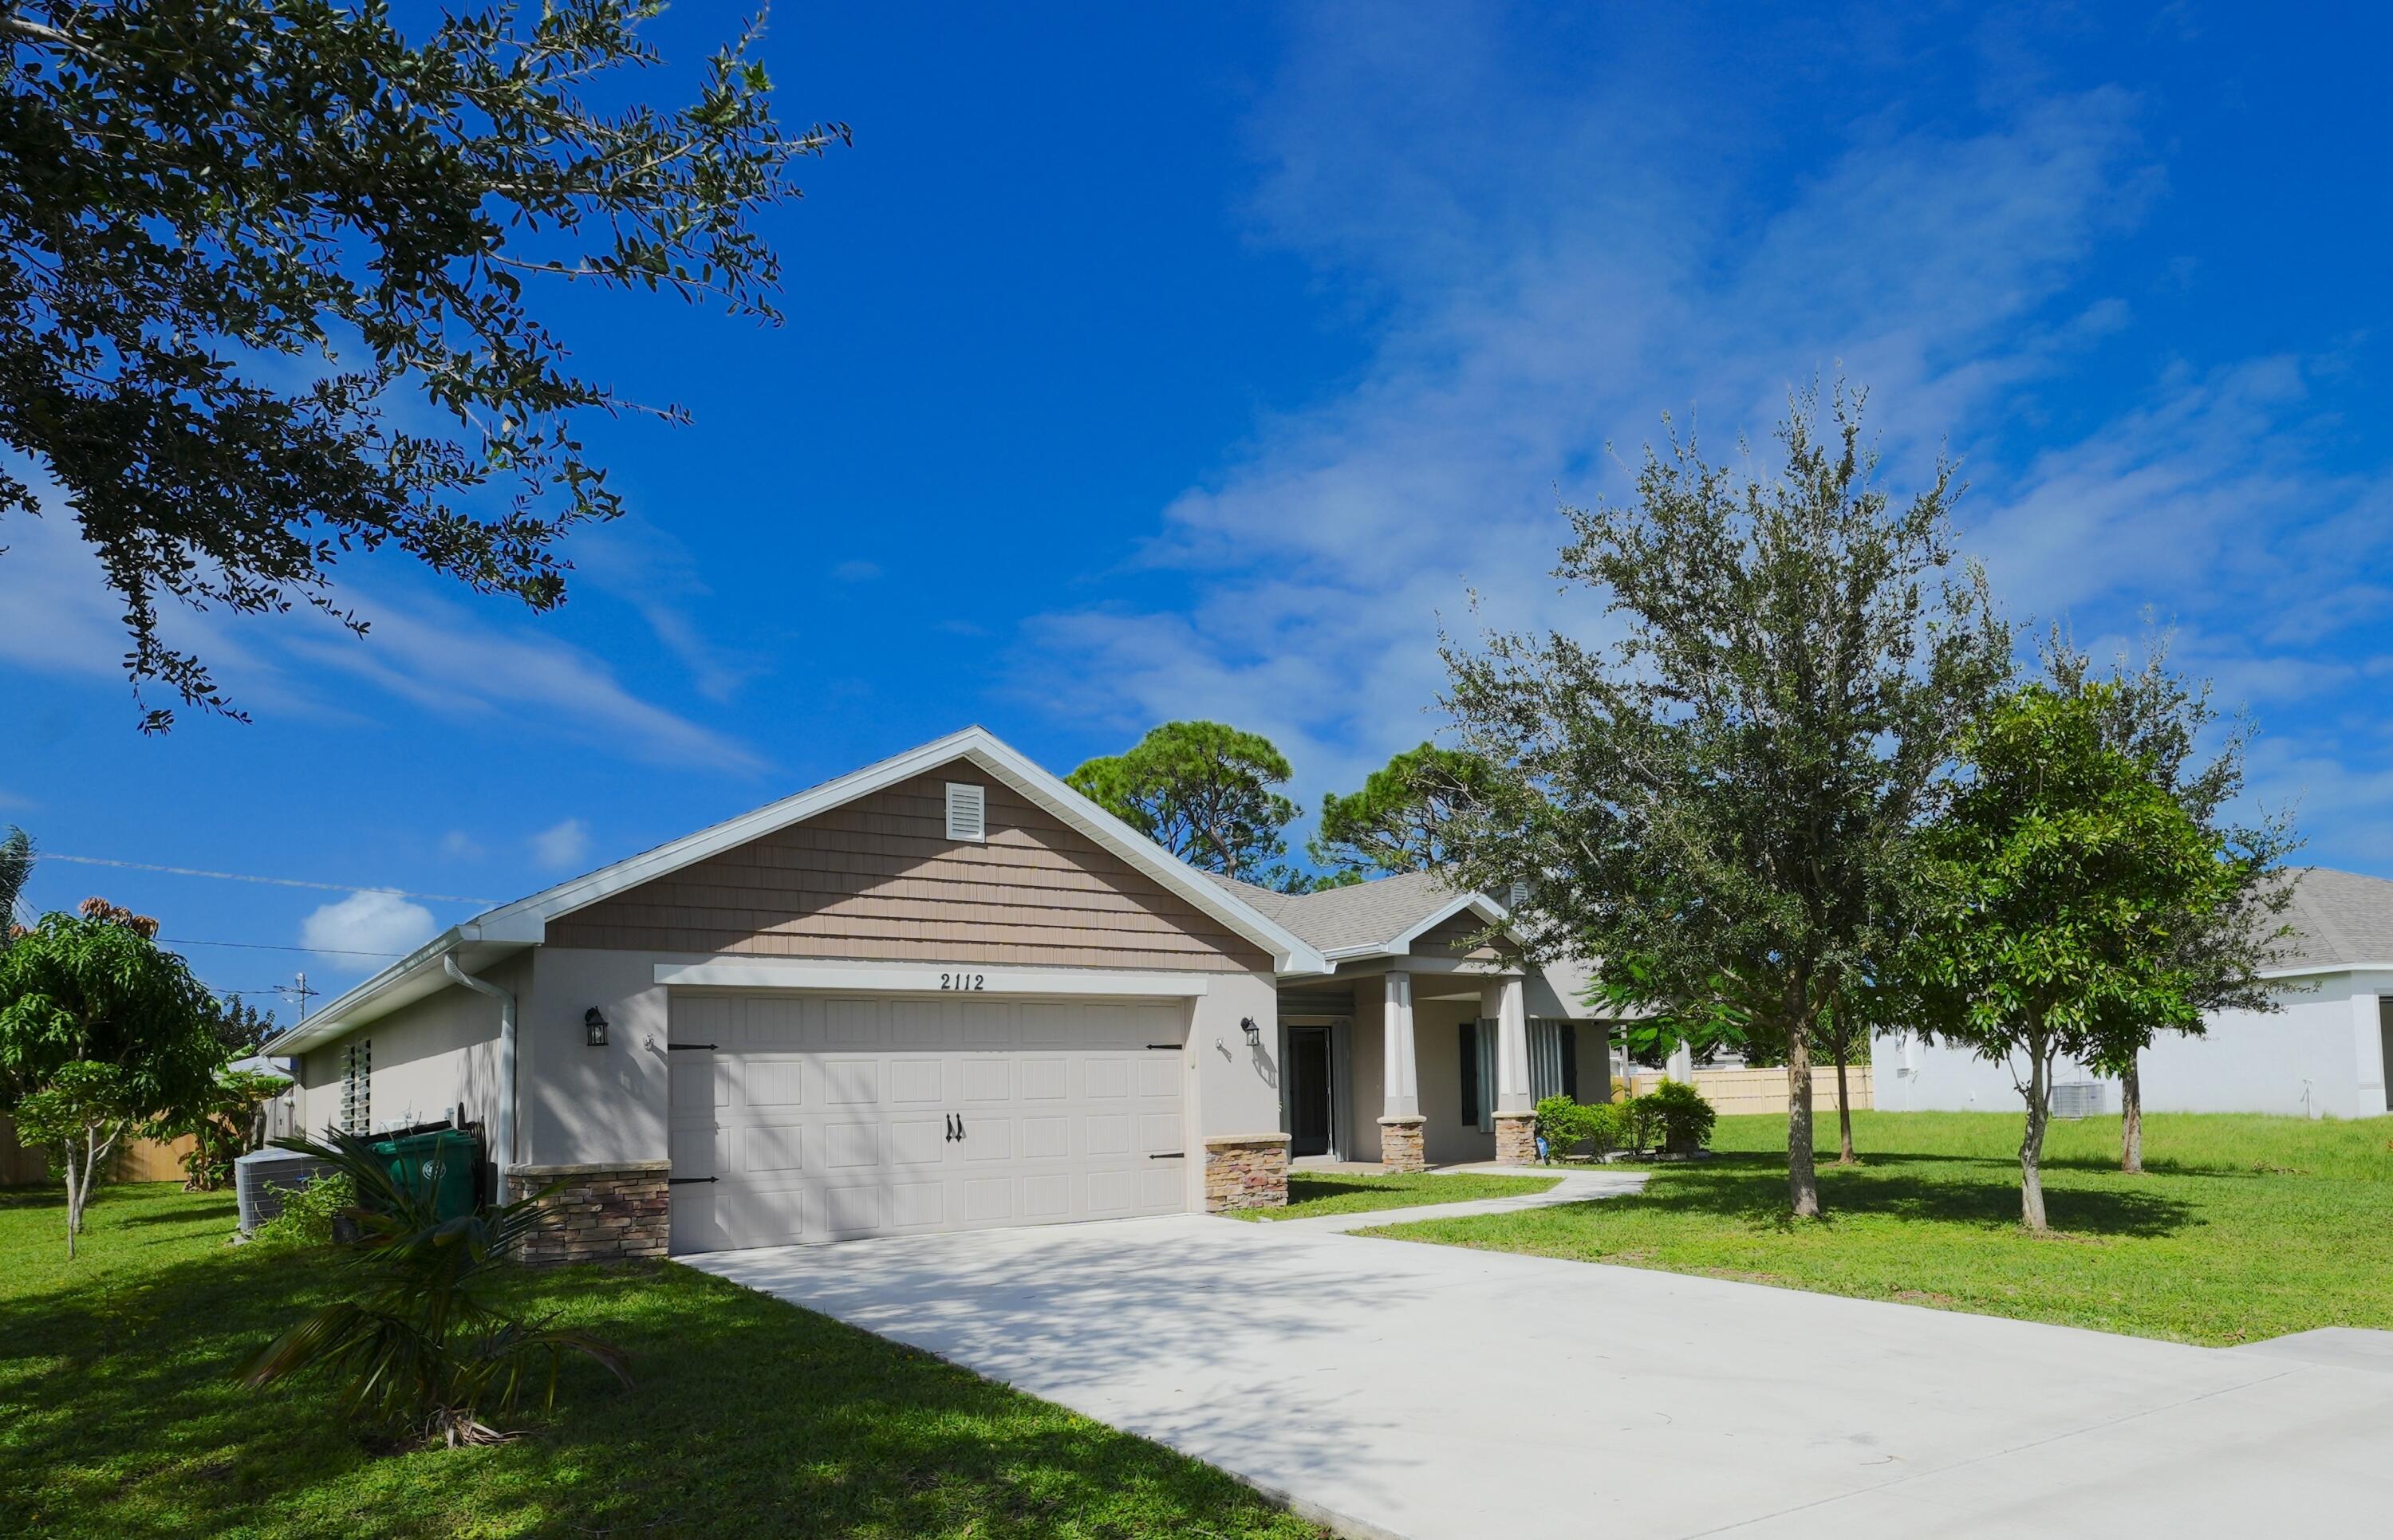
1205 868 1476 955
2277 867 2393 971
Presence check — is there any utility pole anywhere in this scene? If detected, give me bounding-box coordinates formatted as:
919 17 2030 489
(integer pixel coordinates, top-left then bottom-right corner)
281 971 320 1022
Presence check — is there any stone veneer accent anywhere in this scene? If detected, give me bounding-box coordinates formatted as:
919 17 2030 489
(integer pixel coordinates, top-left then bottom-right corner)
507 1161 671 1265
1377 1114 1427 1172
1493 1112 1539 1167
1203 1132 1290 1213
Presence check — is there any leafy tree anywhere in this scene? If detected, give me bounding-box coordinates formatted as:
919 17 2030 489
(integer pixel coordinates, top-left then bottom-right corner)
0 826 30 936
243 1128 631 1447
171 1066 293 1192
1441 384 2009 1216
1915 683 2240 1231
1 1 845 728
0 904 227 1254
2044 627 2300 1172
1067 721 1300 882
1311 743 1497 877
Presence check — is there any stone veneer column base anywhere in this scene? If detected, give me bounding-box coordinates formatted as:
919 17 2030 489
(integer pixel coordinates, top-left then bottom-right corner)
1204 1133 1291 1212
1377 1114 1428 1172
1493 1112 1539 1166
506 1161 671 1264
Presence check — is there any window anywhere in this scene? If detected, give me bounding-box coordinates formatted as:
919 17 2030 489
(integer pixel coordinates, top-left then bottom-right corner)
341 1039 372 1135
1528 1019 1577 1101
944 782 987 842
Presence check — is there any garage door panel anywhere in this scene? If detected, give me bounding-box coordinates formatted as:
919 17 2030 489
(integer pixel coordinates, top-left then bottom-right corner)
892 1116 948 1166
960 1117 1012 1162
742 1122 806 1173
741 1058 805 1108
1021 1115 1071 1160
823 1058 880 1105
668 991 1193 1253
822 1121 881 1169
890 1058 944 1103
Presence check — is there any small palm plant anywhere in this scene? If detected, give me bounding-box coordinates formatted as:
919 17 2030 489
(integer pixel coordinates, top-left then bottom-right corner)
240 1129 632 1447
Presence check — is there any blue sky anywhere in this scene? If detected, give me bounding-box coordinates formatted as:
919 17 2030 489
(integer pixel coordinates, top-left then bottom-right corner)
6 2 2390 1010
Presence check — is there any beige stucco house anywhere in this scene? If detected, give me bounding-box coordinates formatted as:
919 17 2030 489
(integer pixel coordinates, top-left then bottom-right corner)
263 728 1610 1261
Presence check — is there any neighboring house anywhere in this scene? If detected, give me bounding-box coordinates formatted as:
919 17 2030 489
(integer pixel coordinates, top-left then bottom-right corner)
1875 866 2393 1121
262 728 1601 1262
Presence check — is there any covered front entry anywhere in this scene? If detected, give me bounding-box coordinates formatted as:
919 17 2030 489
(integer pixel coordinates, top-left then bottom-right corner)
668 991 1192 1252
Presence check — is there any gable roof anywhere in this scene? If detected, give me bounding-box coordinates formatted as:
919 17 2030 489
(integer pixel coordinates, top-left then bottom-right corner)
2270 867 2393 974
264 727 1328 1055
1205 868 1509 959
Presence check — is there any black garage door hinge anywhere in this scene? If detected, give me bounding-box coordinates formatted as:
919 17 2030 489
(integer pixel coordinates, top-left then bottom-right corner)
668 1176 719 1185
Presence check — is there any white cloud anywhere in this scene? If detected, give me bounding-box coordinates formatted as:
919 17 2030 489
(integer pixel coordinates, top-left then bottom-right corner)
1015 14 2393 872
1 456 765 771
530 817 593 870
573 517 765 704
437 830 483 862
300 890 435 967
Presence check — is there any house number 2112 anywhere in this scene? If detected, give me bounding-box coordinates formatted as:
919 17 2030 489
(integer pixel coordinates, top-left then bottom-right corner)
939 971 987 991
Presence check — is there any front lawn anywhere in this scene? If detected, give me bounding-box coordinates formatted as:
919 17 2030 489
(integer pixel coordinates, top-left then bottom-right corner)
1232 1168 1559 1221
1372 1111 2393 1345
0 1184 1325 1539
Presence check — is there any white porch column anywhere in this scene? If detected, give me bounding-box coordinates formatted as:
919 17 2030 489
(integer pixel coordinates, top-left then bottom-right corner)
1485 975 1536 1164
1378 972 1426 1171
1382 972 1419 1117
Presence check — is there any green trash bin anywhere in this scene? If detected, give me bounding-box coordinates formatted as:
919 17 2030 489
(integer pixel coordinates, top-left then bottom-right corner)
370 1128 481 1221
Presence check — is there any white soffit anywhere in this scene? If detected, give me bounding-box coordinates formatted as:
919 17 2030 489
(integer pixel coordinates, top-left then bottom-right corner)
656 960 1212 997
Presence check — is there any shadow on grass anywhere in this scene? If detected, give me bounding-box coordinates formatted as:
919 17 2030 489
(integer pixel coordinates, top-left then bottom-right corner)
120 1199 239 1227
1599 1161 2195 1239
0 1221 1323 1539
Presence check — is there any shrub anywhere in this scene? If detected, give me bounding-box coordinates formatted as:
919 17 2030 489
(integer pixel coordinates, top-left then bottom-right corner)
240 1131 631 1446
1535 1095 1622 1162
1643 1078 1718 1154
248 1171 355 1251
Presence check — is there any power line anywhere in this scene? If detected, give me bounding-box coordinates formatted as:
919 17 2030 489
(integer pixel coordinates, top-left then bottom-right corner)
159 936 406 959
40 854 493 905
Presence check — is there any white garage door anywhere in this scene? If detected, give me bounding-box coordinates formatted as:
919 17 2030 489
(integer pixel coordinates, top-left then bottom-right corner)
667 991 1192 1252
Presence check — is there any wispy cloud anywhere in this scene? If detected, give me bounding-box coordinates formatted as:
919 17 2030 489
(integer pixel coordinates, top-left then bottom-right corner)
529 817 593 870
573 516 767 704
1018 11 2391 869
0 456 765 770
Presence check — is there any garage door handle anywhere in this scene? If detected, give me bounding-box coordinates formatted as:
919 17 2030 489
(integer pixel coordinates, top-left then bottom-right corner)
1148 1152 1185 1160
668 1176 718 1185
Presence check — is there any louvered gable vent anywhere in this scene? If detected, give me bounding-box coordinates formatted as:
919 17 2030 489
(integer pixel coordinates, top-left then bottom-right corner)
944 782 987 842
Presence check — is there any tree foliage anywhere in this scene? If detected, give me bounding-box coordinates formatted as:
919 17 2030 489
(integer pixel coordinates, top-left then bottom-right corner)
0 0 845 727
0 904 227 1253
1439 384 2010 1217
1066 721 1300 883
2043 625 2302 1172
171 1065 291 1192
0 825 30 935
1311 742 1496 878
242 1128 631 1447
1914 683 2242 1231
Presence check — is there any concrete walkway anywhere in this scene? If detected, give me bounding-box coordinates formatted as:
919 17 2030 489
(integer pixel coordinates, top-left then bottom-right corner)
685 1203 2393 1540
1264 1164 1649 1232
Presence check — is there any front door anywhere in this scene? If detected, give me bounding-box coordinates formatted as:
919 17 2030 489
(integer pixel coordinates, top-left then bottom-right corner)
1287 1025 1332 1157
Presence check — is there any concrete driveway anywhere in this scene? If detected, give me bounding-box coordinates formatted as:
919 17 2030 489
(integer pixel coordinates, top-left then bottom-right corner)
684 1211 2393 1539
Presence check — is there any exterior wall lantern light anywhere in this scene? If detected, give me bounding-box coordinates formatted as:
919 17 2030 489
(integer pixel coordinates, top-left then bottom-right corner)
584 1008 609 1048
1240 1016 1263 1047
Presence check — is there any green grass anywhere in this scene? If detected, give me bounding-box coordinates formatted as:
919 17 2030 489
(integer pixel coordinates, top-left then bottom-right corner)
1229 1168 1560 1221
0 1184 1325 1539
1371 1111 2393 1346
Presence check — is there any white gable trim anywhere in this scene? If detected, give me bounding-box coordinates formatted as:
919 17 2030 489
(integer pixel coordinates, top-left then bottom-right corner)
265 727 1324 1056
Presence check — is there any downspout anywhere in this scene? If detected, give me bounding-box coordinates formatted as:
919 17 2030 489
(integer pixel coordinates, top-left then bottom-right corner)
445 955 517 1196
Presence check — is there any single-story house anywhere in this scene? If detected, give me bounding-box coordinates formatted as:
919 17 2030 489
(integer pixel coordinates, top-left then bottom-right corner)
1875 866 2393 1121
263 728 1610 1261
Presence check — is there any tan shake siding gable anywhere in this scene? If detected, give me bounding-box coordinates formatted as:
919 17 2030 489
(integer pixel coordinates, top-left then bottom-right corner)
1414 910 1502 962
541 771 1271 971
